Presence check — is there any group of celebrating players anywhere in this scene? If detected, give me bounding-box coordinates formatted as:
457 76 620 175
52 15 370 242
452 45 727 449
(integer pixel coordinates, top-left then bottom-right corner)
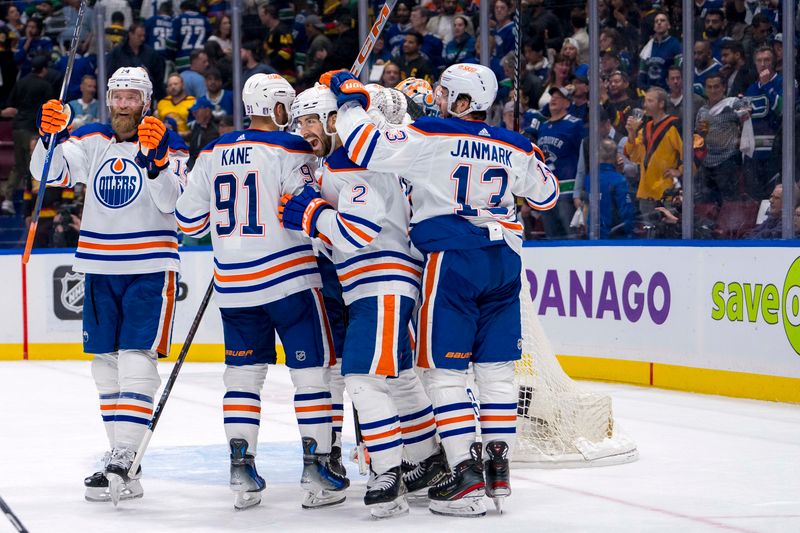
31 59 558 519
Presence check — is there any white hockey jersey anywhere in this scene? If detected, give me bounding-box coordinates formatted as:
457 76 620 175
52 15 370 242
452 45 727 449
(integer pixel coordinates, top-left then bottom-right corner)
29 123 187 274
334 105 559 252
315 147 422 305
175 129 321 308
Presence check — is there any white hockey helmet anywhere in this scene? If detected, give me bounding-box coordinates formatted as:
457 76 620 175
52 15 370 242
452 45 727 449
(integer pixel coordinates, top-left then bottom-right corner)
242 73 296 129
365 84 407 127
107 67 153 110
438 63 498 118
291 83 338 136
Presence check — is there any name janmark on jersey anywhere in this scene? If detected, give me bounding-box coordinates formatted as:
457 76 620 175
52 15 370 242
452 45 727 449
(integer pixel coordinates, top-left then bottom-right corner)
449 139 513 166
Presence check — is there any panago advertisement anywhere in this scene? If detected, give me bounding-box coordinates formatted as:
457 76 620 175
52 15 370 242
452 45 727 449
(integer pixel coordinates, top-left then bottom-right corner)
522 243 800 401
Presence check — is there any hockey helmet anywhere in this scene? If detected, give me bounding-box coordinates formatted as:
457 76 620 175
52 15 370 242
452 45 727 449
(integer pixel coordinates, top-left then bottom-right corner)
396 77 437 116
291 83 338 136
438 63 498 118
242 73 296 129
107 67 153 110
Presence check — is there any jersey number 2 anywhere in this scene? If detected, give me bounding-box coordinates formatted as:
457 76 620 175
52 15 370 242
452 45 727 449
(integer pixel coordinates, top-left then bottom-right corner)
214 172 264 236
450 165 509 216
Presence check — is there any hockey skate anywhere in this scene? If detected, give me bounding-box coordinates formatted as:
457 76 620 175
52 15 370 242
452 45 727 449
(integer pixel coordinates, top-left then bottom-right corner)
484 441 511 513
365 466 409 519
85 452 143 503
329 445 347 478
300 437 349 509
229 438 266 511
105 448 139 507
428 443 486 518
402 447 449 498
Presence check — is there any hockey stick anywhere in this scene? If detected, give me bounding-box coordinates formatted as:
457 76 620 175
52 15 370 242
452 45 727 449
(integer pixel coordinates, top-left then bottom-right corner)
350 0 399 77
128 279 215 477
0 495 28 533
512 0 522 131
22 0 87 265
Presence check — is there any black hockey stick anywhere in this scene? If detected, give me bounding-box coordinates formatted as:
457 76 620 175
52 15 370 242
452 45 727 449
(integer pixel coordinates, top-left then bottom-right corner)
0 495 28 533
512 0 522 131
128 279 215 477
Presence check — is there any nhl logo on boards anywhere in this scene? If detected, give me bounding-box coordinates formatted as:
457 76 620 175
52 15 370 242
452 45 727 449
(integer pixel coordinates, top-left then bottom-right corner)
93 157 143 209
53 265 84 320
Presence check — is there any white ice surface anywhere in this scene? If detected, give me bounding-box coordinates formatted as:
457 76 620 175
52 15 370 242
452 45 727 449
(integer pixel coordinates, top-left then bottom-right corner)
1 361 799 533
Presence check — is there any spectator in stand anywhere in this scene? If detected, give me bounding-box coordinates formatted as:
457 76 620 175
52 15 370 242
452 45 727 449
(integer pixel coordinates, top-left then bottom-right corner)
560 38 588 75
67 74 98 130
702 8 731 61
259 3 296 83
300 15 331 86
638 11 682 91
218 113 235 135
3 4 24 40
240 40 276 87
0 55 53 216
528 0 563 50
569 8 590 65
443 14 476 68
747 184 784 239
743 45 783 200
173 1 212 73
187 97 218 169
569 74 589 125
693 40 722 97
492 0 515 61
207 14 233 59
538 53 572 110
600 48 623 81
321 9 359 73
604 70 638 131
140 0 182 22
574 107 627 212
695 73 751 203
144 2 176 61
181 49 209 98
584 138 636 239
602 0 640 54
409 6 443 73
385 0 413 58
204 67 233 119
537 86 586 238
106 22 167 102
58 0 93 54
625 87 683 218
157 73 196 139
720 40 755 97
14 17 53 79
742 12 773 58
665 64 706 119
427 0 457 43
599 28 632 74
379 61 402 87
523 36 549 82
397 32 435 84
105 11 127 48
96 0 133 30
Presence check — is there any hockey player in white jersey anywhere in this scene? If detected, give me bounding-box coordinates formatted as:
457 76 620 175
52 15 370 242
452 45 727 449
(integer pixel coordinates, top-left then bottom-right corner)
323 64 559 517
30 66 188 504
175 73 348 510
282 84 446 518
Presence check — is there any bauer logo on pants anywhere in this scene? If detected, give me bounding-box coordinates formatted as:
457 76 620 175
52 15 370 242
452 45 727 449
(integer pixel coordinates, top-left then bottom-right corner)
53 265 84 320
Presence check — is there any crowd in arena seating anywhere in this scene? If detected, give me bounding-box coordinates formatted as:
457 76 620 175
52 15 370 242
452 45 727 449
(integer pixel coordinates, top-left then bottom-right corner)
0 0 797 246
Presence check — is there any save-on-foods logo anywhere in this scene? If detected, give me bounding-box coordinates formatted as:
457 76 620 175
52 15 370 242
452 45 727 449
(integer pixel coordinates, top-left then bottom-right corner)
711 257 800 355
526 269 671 324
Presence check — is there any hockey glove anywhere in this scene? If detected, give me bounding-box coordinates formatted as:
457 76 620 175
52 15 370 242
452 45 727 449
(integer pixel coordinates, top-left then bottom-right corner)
278 185 332 236
135 116 170 175
322 70 370 109
37 99 72 148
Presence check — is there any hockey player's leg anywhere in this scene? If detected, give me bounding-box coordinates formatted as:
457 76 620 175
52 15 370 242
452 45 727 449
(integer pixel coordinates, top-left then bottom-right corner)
328 359 347 476
345 373 409 519
425 368 486 518
223 363 268 510
85 352 120 502
106 349 160 505
291 366 349 508
474 362 516 513
389 369 446 495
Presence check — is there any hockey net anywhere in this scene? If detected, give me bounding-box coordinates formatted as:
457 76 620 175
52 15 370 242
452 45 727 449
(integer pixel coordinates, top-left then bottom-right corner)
513 274 638 468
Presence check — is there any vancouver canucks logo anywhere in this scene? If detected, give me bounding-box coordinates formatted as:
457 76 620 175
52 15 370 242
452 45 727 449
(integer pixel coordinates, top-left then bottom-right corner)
93 157 143 209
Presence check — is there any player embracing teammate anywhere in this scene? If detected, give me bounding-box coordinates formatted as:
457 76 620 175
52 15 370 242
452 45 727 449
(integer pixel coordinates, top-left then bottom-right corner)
320 63 559 517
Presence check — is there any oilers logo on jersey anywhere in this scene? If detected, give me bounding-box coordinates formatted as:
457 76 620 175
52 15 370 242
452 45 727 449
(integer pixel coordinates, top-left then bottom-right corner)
93 158 143 209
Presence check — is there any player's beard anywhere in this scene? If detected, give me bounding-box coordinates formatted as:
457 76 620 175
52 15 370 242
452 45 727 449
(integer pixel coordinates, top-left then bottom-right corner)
305 132 331 157
111 107 144 137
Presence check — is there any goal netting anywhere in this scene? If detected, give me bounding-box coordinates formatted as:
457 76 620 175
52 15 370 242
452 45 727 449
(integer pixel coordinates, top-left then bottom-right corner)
513 274 639 468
